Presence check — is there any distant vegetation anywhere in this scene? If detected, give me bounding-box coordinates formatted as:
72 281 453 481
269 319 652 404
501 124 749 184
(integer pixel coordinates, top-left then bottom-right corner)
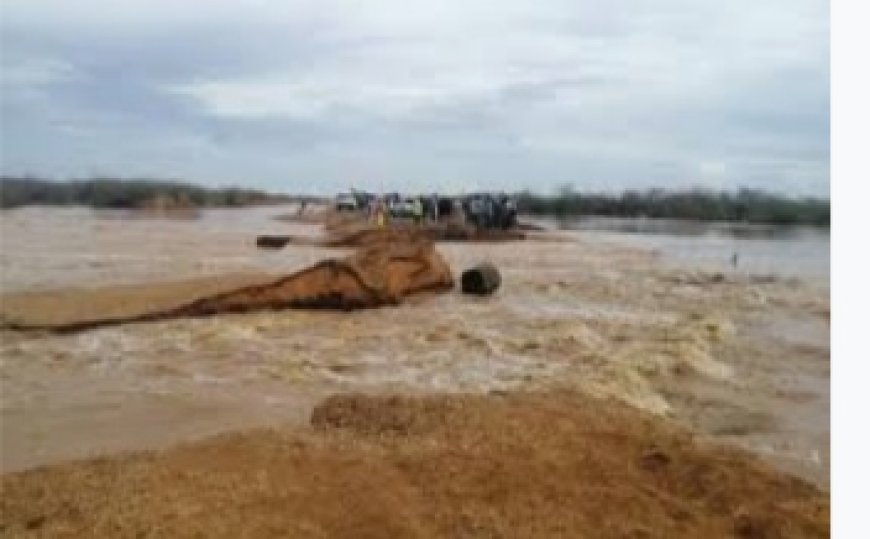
2 177 829 226
0 176 309 209
516 186 829 226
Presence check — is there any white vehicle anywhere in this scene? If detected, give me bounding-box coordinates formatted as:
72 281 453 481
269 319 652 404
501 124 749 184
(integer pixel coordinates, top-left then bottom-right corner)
335 193 358 212
389 198 417 218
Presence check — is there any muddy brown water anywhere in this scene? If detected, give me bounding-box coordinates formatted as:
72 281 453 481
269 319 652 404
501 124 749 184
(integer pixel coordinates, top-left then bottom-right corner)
0 206 829 488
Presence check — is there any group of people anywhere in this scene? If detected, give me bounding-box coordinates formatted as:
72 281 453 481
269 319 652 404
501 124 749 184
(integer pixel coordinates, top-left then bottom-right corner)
350 191 517 230
366 194 440 228
462 193 518 230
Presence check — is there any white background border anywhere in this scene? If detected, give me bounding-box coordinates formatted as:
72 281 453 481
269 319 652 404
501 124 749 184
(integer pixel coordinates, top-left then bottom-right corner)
832 0 869 535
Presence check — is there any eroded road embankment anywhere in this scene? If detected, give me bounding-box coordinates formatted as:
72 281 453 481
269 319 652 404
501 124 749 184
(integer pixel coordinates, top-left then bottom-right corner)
0 391 829 538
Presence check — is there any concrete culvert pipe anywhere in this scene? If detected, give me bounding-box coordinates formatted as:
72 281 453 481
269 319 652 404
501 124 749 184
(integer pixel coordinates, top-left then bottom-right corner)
461 263 501 295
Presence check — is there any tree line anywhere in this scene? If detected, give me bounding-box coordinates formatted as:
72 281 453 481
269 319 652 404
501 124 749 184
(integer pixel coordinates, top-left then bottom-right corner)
2 177 830 226
0 176 298 209
515 186 829 226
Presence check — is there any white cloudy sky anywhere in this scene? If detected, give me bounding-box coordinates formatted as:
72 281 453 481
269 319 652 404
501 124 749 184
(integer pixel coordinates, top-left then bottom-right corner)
0 0 829 195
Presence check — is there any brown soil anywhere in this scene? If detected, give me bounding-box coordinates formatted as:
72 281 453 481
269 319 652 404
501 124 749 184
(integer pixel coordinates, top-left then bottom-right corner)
1 240 454 332
284 220 527 248
0 272 274 326
515 220 547 231
162 240 454 314
0 391 828 538
272 204 332 224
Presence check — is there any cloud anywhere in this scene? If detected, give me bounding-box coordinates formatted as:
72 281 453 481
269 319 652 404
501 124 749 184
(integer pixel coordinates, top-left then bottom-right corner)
0 0 829 196
1 56 76 88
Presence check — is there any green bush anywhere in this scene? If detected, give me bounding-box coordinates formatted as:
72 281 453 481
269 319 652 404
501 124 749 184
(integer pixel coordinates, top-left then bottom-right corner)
0 176 291 209
515 187 828 226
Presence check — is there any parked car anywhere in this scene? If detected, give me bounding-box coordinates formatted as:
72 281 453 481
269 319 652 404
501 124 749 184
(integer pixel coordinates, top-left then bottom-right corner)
335 193 358 212
389 198 417 219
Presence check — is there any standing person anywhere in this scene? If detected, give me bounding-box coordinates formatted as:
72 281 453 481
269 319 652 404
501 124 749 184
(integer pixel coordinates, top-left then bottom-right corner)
505 196 517 228
484 195 495 229
377 198 388 228
468 196 483 228
414 197 423 225
430 193 439 223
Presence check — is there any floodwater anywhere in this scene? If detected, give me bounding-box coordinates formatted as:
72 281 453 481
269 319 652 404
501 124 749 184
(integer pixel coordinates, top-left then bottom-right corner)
0 206 830 488
0 206 328 293
553 216 830 281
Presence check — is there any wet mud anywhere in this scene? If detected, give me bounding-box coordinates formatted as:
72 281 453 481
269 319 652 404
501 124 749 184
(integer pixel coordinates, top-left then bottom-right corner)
1 392 828 538
2 240 453 332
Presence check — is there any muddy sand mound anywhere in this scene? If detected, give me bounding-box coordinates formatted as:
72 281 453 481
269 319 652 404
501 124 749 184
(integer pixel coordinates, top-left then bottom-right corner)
2 240 453 333
1 391 828 538
277 222 527 248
